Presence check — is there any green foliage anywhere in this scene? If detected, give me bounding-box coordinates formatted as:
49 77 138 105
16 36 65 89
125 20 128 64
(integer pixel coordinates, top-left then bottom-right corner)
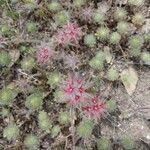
54 90 66 103
3 124 19 141
117 21 129 35
93 11 105 24
25 93 43 110
106 100 117 113
129 35 143 57
107 68 119 81
128 0 145 6
24 134 39 150
21 56 35 71
0 51 11 67
0 25 11 36
144 33 150 43
0 108 10 117
97 137 111 150
58 111 70 125
89 51 105 70
0 88 18 105
84 34 96 47
26 22 37 33
114 8 127 21
129 35 143 49
47 71 61 88
55 11 70 26
141 52 150 65
121 136 135 150
51 125 61 138
110 32 121 45
48 1 62 12
74 0 86 8
77 120 94 138
132 13 145 26
96 27 109 41
38 111 52 132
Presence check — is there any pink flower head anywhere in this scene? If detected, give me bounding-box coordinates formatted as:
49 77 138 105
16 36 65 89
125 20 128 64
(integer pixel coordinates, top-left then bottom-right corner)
82 96 106 119
56 22 82 46
61 73 92 105
37 47 53 64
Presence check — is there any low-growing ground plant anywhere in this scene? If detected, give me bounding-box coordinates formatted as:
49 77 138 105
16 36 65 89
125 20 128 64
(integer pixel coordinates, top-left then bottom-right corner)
0 0 149 149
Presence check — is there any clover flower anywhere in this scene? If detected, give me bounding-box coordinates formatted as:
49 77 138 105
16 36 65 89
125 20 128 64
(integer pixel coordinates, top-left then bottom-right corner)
60 73 92 105
56 22 82 46
82 96 106 119
36 43 54 65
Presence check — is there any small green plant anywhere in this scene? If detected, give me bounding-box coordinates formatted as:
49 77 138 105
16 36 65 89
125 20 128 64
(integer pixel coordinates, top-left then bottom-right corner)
51 125 61 138
77 120 94 138
47 71 62 88
96 27 109 41
89 51 105 70
58 111 70 125
55 11 70 26
0 87 18 105
26 22 37 33
48 1 62 12
129 35 143 49
54 90 66 103
74 0 86 8
97 137 111 150
38 111 52 132
0 51 11 67
128 35 143 57
25 93 43 110
141 52 150 65
114 8 127 21
107 68 119 81
128 0 145 6
121 136 135 150
132 13 145 26
92 11 105 24
21 56 35 72
24 134 39 150
144 33 150 43
117 21 129 35
106 100 117 113
0 108 10 117
84 34 96 47
0 25 11 36
110 32 121 45
3 124 19 141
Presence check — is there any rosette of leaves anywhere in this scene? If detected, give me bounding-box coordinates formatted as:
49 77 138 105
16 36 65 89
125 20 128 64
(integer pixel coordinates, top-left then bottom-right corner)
47 71 62 88
84 34 96 47
38 111 52 133
25 93 43 110
0 87 18 105
107 68 119 81
21 56 35 72
141 52 150 65
24 134 39 150
51 125 61 138
121 136 135 150
0 51 11 67
54 11 70 26
77 120 94 138
58 111 70 125
89 51 105 70
106 100 117 113
97 137 111 150
3 124 19 141
48 1 62 12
